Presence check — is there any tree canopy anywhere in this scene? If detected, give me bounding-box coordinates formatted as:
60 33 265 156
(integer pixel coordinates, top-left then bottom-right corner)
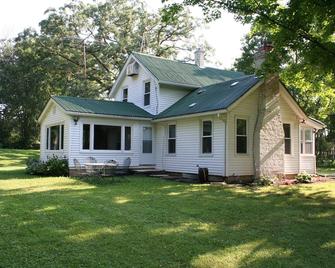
0 0 198 148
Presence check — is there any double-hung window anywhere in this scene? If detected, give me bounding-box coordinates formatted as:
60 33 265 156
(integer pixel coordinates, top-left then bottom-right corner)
168 125 176 154
236 118 247 154
283 123 291 154
46 124 64 150
122 88 128 102
144 82 150 106
301 128 313 154
202 121 212 154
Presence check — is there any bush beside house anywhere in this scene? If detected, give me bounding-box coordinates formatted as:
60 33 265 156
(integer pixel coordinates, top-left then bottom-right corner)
26 156 68 176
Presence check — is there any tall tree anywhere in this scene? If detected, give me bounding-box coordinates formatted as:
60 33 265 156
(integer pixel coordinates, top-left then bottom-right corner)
0 0 199 148
37 0 197 97
167 0 335 76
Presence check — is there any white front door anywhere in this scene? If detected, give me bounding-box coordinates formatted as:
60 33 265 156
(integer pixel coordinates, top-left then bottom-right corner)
140 126 155 165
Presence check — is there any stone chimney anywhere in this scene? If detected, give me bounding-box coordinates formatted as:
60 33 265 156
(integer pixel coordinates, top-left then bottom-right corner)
194 47 205 68
253 40 273 70
253 75 284 178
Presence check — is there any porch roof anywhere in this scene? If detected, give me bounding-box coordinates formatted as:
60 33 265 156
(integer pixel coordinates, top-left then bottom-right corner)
52 96 154 119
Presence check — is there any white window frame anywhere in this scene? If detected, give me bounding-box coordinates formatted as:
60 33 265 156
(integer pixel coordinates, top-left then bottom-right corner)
142 126 153 154
167 124 176 155
283 123 292 155
46 123 65 151
82 123 91 151
122 87 128 102
201 120 213 155
124 126 132 151
80 122 132 153
144 80 151 106
235 117 248 155
300 127 314 155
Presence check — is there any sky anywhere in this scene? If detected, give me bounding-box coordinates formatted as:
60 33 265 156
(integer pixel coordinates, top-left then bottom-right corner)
0 0 250 69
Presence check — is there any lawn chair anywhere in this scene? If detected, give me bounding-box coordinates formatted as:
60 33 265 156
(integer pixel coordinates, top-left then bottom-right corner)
73 159 86 176
102 160 119 176
115 157 131 177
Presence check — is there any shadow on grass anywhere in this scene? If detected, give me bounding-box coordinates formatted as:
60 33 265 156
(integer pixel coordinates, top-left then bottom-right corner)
0 149 39 167
0 170 334 267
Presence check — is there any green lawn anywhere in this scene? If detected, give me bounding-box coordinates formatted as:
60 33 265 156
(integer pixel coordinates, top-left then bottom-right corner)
317 167 335 176
0 149 334 267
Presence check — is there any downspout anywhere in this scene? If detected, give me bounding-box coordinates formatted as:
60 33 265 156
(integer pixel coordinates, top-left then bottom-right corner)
155 79 159 115
224 117 227 177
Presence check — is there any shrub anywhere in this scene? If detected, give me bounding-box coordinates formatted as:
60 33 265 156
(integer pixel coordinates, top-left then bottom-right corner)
26 156 68 176
295 172 312 183
254 176 275 186
45 156 69 176
26 158 48 175
317 158 335 168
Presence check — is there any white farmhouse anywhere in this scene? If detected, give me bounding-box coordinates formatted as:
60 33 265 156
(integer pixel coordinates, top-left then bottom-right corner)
38 51 325 179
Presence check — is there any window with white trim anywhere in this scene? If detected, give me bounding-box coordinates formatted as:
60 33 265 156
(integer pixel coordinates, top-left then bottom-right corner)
144 82 150 106
143 127 152 153
202 121 212 154
46 124 64 150
94 125 121 150
82 124 90 150
125 126 131 151
283 123 291 154
301 128 313 154
123 88 128 102
168 124 176 154
236 118 247 154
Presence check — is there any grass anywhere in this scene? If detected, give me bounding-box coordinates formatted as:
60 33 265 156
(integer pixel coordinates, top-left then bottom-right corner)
317 167 335 176
0 149 334 267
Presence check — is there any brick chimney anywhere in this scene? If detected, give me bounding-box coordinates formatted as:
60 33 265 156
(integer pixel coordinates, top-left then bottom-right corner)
194 47 205 68
253 40 273 70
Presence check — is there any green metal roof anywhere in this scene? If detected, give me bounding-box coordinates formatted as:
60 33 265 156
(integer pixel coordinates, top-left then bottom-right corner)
132 52 245 87
52 96 153 119
155 75 260 119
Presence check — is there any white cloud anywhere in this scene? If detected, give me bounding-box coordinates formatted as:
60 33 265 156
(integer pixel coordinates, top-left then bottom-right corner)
0 0 250 68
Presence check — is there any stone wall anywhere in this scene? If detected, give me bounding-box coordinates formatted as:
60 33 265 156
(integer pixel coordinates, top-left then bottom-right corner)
254 76 285 177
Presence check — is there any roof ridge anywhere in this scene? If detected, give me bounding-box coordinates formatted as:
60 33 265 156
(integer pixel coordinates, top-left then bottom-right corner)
132 51 243 73
132 51 197 67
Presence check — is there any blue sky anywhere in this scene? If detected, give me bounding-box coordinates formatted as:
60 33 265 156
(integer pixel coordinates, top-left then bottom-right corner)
0 0 250 68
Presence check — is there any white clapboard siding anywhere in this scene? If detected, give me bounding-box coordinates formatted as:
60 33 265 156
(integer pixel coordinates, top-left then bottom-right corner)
158 85 190 113
114 63 159 115
40 103 71 161
68 116 147 168
155 116 225 176
280 95 300 174
226 89 259 176
300 155 316 174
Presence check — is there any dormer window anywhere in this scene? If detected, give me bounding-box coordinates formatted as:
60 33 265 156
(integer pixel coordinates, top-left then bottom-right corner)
144 81 150 106
123 88 128 102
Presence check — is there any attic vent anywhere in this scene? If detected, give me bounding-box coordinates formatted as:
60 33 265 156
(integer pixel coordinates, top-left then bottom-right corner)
230 81 239 87
197 89 206 94
126 62 139 76
189 103 197 108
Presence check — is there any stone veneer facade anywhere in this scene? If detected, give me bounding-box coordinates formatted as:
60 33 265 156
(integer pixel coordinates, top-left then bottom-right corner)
253 76 285 178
